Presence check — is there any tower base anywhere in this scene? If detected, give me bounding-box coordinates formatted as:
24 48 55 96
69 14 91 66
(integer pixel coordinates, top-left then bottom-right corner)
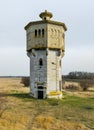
29 91 63 99
47 91 63 99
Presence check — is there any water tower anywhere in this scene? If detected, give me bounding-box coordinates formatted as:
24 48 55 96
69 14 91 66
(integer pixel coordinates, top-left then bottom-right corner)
25 10 67 99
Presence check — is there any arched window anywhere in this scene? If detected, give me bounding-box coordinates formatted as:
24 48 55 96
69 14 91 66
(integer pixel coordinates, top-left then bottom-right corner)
35 30 37 37
38 29 41 36
39 58 43 66
55 29 57 36
42 29 44 37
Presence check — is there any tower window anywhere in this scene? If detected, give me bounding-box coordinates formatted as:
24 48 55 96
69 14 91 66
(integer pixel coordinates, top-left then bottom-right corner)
44 17 46 20
55 29 57 36
58 30 60 36
59 60 61 66
35 29 44 37
42 29 44 37
51 29 54 36
35 30 37 37
38 29 41 36
62 33 65 39
39 58 43 66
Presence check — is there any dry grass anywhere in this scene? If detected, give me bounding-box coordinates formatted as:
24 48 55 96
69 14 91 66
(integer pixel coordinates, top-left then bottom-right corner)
0 78 94 130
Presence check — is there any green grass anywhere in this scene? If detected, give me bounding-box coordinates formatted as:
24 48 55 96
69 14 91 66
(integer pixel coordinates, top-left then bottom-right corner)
1 92 94 130
8 92 94 126
0 78 94 130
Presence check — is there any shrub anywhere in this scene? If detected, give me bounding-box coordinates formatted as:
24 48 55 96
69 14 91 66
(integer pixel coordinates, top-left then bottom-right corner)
21 77 30 87
65 84 80 91
79 80 91 91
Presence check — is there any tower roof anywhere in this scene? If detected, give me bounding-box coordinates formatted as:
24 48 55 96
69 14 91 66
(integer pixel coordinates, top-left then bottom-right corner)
24 10 67 31
39 10 53 20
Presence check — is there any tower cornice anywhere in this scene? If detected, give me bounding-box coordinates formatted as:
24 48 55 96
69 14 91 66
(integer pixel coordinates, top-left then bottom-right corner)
24 20 67 31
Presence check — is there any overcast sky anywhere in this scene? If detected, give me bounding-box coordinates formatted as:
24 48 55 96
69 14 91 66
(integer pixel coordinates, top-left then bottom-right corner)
0 0 94 76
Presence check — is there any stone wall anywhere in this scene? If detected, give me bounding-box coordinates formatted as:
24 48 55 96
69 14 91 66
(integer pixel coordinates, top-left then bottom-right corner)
47 24 65 50
26 24 47 51
28 48 63 98
47 49 62 94
29 49 47 98
26 23 65 51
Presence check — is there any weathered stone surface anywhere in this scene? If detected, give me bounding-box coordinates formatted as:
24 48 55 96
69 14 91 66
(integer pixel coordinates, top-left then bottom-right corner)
25 11 67 99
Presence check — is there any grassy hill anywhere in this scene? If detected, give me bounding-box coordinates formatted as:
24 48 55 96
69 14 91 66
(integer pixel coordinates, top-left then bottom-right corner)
0 78 94 130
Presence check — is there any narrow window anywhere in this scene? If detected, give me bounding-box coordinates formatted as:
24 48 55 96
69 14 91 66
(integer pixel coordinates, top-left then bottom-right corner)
44 17 46 20
55 29 57 36
62 33 65 39
42 29 44 37
38 29 41 36
59 60 61 66
51 29 53 36
58 30 60 36
39 58 43 66
35 30 37 37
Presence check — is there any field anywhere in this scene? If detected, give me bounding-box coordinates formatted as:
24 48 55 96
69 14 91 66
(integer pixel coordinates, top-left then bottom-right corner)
0 78 94 130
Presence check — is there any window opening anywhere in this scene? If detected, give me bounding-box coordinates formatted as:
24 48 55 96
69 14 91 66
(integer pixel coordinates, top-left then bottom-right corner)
44 17 46 20
42 29 44 37
59 60 61 66
58 30 60 36
38 29 41 36
39 58 43 66
55 29 57 36
62 33 65 39
35 30 37 37
51 29 54 36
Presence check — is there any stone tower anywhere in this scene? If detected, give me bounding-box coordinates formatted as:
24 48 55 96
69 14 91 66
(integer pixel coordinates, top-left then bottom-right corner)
25 10 67 99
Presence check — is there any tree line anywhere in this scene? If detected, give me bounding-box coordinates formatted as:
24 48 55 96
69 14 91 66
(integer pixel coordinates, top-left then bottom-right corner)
64 71 94 79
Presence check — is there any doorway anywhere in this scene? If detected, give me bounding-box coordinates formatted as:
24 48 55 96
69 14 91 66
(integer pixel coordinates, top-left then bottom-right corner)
38 86 43 99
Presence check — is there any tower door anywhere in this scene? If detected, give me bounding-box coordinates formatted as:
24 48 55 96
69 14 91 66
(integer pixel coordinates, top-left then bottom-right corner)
37 86 43 99
38 90 43 99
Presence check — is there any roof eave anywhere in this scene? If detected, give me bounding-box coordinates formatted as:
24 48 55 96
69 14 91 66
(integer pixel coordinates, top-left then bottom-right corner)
24 20 67 31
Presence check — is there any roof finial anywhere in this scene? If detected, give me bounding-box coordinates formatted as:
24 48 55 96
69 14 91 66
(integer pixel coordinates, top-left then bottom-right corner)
39 10 53 20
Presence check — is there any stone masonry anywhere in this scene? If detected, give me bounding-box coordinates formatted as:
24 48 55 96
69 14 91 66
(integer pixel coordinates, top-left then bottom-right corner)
25 10 67 99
